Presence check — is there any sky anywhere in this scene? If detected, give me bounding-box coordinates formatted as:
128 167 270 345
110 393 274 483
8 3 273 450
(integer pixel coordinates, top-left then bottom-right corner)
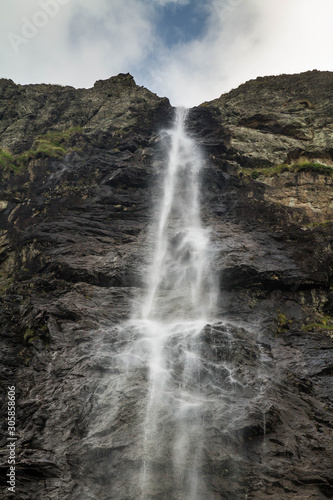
1 0 333 107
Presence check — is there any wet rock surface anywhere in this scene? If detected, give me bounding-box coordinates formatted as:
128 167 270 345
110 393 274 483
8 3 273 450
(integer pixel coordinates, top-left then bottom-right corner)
0 71 332 499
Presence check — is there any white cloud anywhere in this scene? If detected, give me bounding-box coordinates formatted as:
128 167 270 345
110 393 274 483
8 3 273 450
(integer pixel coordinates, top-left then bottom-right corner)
1 0 153 87
148 0 333 105
0 0 332 106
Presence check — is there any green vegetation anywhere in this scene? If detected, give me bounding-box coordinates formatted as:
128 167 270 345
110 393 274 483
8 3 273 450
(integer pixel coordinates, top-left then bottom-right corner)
23 328 36 342
276 311 333 338
302 315 333 333
23 324 52 347
251 170 260 179
0 126 83 176
296 162 333 175
242 162 333 180
0 148 16 171
303 220 333 229
277 312 292 333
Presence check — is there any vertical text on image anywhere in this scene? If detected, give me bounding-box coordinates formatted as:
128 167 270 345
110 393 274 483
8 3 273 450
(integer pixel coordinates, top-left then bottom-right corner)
7 385 16 494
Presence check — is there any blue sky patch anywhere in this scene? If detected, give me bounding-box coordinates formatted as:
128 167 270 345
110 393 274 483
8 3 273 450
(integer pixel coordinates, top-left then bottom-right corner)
155 1 210 47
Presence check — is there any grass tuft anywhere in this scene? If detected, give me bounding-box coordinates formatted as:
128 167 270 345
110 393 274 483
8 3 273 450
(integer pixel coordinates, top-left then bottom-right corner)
0 126 84 176
242 162 333 180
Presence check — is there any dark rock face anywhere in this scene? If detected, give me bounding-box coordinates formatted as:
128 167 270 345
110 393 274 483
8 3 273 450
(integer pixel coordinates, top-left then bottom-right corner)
0 71 332 499
199 70 333 168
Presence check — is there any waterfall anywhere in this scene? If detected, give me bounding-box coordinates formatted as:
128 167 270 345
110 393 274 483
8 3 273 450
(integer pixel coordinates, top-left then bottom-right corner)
85 107 268 500
135 108 218 499
141 107 216 322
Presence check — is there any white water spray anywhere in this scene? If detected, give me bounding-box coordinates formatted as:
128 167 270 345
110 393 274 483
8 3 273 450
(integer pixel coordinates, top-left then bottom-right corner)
142 107 216 322
136 108 218 498
85 107 273 500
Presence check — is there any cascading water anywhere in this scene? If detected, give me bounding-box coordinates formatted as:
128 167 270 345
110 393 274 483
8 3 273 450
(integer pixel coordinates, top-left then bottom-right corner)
134 108 218 499
141 107 216 322
84 107 269 500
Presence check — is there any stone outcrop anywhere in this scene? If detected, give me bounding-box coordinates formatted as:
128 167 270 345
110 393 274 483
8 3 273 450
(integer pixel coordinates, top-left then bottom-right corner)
0 71 332 499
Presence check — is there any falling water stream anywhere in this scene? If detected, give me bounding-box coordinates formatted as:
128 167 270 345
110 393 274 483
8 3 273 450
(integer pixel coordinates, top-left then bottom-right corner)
135 108 218 498
141 107 216 322
85 107 269 500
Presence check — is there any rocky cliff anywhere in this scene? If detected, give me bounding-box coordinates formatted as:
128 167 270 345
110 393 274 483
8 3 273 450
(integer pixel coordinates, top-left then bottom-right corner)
0 70 332 499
